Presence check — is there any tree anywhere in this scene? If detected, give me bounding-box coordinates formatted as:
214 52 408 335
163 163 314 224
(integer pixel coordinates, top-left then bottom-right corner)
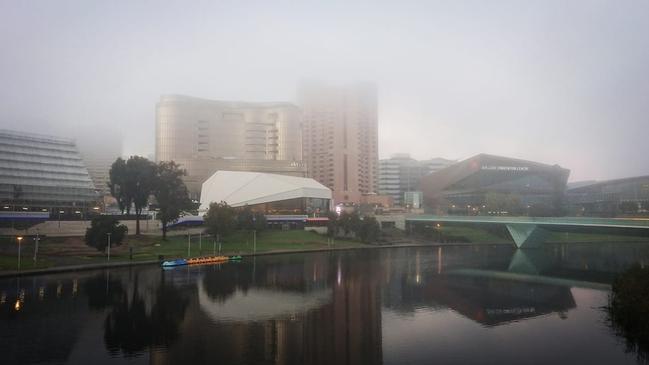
126 157 157 235
109 156 157 234
338 211 361 236
325 211 338 238
203 201 237 239
253 212 267 232
108 158 131 214
153 161 192 239
358 216 381 243
85 216 128 252
236 206 268 233
236 205 255 231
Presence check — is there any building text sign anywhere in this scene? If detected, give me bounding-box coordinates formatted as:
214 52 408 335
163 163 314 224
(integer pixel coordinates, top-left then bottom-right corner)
481 165 530 172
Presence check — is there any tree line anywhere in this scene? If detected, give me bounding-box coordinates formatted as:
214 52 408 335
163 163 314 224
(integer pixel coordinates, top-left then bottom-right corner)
85 155 382 252
85 156 193 251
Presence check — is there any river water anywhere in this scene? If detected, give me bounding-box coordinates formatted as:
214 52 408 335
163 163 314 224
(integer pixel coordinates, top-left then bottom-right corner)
1 243 648 365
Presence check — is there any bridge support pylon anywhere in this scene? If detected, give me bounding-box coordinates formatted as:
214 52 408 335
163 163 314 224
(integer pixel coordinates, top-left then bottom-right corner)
505 224 548 249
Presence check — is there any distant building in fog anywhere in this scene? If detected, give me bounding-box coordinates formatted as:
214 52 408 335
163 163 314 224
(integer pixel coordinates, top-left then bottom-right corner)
378 154 454 206
566 175 649 217
299 81 378 204
76 130 123 196
155 95 305 198
419 154 570 215
0 130 97 212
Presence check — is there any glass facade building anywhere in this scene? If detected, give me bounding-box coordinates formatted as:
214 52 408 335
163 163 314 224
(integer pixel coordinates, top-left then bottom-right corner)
567 176 649 217
419 154 570 215
378 154 453 206
0 130 98 212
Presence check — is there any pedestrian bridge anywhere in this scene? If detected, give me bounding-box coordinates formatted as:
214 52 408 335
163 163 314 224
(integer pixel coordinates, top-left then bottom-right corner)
404 215 649 248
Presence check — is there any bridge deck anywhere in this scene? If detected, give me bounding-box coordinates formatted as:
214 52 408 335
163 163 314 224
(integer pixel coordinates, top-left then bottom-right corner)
405 215 649 229
405 215 649 248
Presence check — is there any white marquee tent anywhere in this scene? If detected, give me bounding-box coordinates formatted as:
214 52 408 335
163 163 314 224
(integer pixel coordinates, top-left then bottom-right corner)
199 170 332 213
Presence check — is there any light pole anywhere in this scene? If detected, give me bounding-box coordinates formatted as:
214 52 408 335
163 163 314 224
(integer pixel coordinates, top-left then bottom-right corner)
16 236 23 271
106 232 112 261
187 232 191 257
33 229 40 262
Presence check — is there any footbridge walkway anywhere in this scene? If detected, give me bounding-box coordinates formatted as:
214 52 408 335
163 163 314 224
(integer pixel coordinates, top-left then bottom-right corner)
404 215 649 248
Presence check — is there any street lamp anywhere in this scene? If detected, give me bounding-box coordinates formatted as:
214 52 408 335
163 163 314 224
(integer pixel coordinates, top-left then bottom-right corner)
16 236 23 271
58 210 64 229
33 229 40 262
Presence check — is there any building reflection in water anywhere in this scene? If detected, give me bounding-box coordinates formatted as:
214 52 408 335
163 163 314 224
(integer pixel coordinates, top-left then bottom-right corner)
0 242 648 364
157 251 384 365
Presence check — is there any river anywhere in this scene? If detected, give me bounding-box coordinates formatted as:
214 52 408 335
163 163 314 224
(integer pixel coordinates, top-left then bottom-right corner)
2 243 648 364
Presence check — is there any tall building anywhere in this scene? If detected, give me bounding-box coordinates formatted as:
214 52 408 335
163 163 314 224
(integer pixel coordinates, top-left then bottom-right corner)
378 154 454 206
155 95 305 198
299 81 378 204
0 130 97 212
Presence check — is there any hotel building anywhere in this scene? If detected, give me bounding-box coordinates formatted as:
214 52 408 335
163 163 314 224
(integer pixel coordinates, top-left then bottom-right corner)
155 95 305 198
299 81 378 204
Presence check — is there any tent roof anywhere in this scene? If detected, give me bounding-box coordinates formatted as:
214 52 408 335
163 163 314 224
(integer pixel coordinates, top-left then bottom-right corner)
199 170 331 211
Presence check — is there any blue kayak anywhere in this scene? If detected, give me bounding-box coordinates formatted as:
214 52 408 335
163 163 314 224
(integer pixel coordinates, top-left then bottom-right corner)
161 259 187 268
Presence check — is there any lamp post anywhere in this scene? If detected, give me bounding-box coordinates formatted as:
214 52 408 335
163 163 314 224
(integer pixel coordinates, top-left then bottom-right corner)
33 229 40 262
187 232 191 257
106 232 111 261
16 236 23 271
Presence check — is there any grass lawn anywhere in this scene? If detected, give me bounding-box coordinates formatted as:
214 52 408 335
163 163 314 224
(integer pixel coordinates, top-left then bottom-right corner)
128 230 364 261
0 230 365 272
545 231 649 243
434 226 512 244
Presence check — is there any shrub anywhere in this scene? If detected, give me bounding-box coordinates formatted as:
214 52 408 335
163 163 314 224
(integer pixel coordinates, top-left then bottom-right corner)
85 216 128 252
608 265 649 362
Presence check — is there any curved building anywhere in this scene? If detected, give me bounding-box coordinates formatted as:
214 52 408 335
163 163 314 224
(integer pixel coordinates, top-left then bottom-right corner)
199 170 331 215
0 130 97 213
156 95 305 198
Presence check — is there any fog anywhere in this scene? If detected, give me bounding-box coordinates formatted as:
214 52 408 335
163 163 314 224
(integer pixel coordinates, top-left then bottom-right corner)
1 0 648 181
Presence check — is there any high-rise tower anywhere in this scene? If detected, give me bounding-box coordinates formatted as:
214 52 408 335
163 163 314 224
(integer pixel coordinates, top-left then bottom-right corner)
299 82 378 203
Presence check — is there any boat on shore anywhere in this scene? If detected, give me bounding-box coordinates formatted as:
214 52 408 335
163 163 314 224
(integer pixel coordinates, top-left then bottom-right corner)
161 255 243 268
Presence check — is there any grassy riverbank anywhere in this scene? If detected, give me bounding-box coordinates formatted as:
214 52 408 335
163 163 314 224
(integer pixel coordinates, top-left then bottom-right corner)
2 225 647 274
0 230 365 272
430 225 649 244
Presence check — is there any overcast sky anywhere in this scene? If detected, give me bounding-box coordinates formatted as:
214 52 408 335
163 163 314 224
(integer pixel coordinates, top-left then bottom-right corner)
1 0 648 181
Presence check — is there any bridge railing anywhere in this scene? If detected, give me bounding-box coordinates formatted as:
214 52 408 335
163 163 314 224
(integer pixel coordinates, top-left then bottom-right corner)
405 215 649 228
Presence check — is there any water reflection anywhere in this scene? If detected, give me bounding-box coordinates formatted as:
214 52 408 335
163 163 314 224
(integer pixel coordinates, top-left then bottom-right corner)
0 242 648 364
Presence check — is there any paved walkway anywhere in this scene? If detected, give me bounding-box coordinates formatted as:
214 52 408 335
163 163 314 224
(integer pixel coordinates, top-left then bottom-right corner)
0 219 204 237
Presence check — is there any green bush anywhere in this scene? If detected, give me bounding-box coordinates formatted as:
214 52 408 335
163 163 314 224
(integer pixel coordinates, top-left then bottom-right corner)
85 216 128 252
608 265 649 362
